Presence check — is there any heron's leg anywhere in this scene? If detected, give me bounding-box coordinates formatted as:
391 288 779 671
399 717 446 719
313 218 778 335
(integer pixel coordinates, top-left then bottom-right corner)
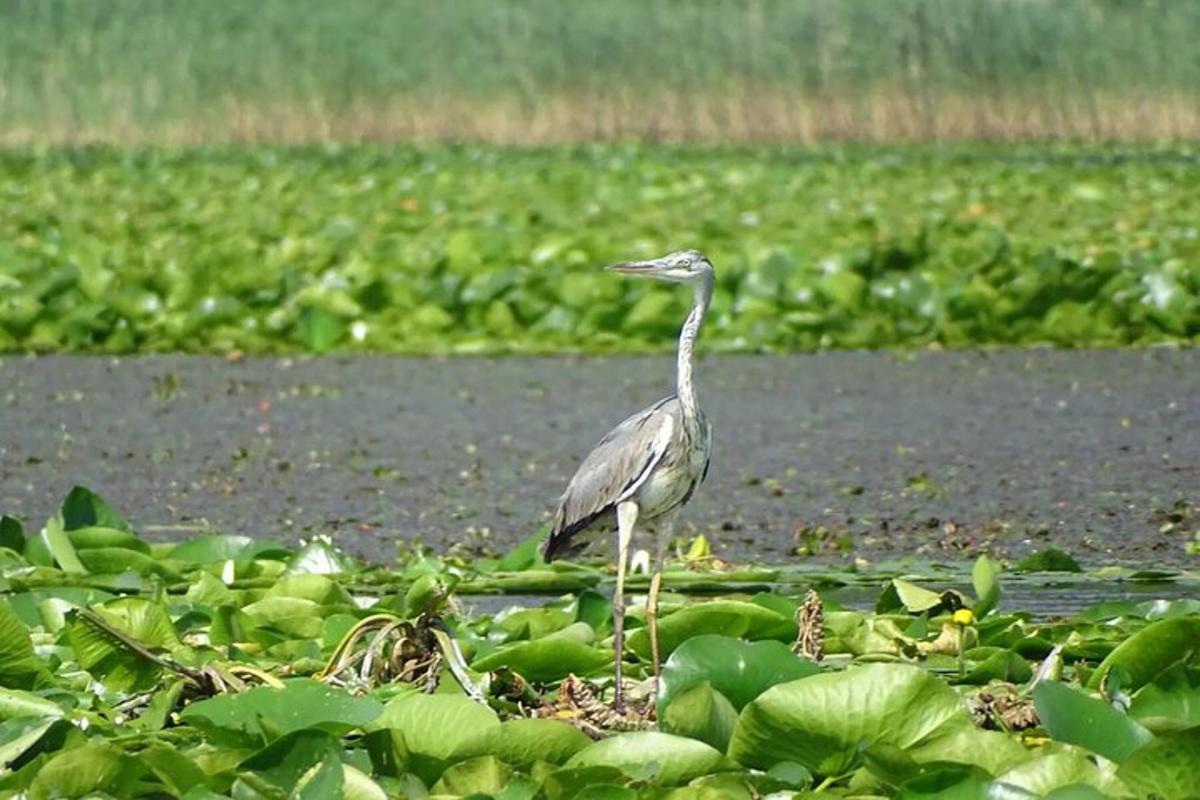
613 500 638 714
646 517 674 685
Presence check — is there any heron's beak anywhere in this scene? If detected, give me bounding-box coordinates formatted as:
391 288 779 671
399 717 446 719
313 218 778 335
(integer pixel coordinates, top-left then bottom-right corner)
607 258 669 275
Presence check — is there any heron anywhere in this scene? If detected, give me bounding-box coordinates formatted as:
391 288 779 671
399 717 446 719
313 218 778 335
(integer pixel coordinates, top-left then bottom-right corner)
542 249 714 712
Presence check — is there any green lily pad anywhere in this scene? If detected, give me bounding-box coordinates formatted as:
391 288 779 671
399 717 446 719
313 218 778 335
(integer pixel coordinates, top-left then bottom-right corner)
565 731 736 786
471 637 611 682
451 718 593 768
368 691 500 784
657 634 820 717
1032 681 1152 762
728 663 1025 777
659 681 739 751
626 600 795 661
1117 727 1200 799
1088 617 1200 693
180 679 383 747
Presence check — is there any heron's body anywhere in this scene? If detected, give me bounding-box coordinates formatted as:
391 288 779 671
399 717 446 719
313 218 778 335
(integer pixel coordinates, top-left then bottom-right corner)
541 249 716 712
544 396 711 561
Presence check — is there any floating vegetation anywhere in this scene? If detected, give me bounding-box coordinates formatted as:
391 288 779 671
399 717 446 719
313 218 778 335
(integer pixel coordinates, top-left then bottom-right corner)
1 487 1199 797
2 145 1199 355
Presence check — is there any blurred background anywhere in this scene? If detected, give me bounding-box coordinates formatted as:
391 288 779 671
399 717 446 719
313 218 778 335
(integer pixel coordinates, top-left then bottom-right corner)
5 0 1200 144
1 0 1199 356
2 0 1199 358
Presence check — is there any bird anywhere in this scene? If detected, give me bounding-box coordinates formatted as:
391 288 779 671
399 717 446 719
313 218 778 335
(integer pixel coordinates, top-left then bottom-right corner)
542 249 714 712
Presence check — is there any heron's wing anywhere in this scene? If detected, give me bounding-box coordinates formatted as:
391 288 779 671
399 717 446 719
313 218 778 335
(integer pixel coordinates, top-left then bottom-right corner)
543 398 677 561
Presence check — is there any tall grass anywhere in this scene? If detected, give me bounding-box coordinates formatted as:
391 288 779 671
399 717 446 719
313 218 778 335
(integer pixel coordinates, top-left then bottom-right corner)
2 0 1199 144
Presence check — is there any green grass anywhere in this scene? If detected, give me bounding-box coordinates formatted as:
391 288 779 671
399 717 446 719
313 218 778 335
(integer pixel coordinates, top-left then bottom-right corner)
3 486 1200 798
2 144 1199 354
3 0 1200 143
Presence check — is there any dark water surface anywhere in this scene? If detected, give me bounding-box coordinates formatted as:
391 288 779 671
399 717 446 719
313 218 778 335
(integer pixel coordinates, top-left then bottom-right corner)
1 350 1197 568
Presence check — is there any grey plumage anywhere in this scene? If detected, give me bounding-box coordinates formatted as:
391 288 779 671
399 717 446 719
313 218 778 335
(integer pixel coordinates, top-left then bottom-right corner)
543 396 710 561
540 249 716 712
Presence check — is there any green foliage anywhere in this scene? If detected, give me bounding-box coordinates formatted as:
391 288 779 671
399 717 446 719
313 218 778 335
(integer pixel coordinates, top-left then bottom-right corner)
2 146 1199 355
1032 681 1153 762
2 486 1200 798
656 635 819 716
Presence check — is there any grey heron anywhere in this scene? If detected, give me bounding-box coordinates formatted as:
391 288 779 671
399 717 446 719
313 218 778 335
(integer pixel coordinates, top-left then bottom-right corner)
543 249 714 712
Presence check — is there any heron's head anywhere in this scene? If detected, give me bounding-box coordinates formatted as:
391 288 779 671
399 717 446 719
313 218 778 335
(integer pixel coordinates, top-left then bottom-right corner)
607 249 714 284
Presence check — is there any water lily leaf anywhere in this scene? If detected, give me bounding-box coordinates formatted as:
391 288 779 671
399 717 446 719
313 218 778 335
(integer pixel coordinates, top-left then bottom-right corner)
266 573 355 605
168 534 288 563
536 766 630 800
140 744 211 797
1129 664 1200 732
997 747 1124 796
66 598 182 691
242 596 325 638
1013 549 1081 573
297 306 345 352
432 755 512 796
1117 727 1200 799
368 691 499 784
0 718 73 772
659 681 739 752
60 486 132 532
66 526 149 553
451 718 592 768
75 546 180 578
295 749 344 800
33 517 84 574
0 600 49 689
876 578 946 614
895 763 995 799
495 532 547 572
566 731 736 786
0 688 64 722
342 764 388 800
959 649 1032 685
728 663 1013 777
27 742 138 800
626 600 795 661
0 516 24 551
1040 787 1109 800
1087 617 1200 693
286 539 356 575
497 607 575 640
657 634 820 717
971 555 1001 617
238 729 340 795
574 590 614 636
1032 681 1152 762
470 637 611 682
180 679 382 747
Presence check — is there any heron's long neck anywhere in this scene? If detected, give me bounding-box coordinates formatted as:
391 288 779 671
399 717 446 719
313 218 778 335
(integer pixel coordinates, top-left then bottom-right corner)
676 274 713 423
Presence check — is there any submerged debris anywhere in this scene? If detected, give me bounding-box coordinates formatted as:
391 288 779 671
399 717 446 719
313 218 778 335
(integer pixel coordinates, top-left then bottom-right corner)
793 588 825 662
538 674 655 738
969 685 1040 732
318 612 487 703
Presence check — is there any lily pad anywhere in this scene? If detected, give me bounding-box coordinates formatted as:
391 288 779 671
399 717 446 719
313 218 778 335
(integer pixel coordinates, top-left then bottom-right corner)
470 637 611 682
728 663 1024 776
180 679 383 747
1032 681 1152 762
626 600 795 661
1087 617 1200 693
565 731 736 786
657 634 820 716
